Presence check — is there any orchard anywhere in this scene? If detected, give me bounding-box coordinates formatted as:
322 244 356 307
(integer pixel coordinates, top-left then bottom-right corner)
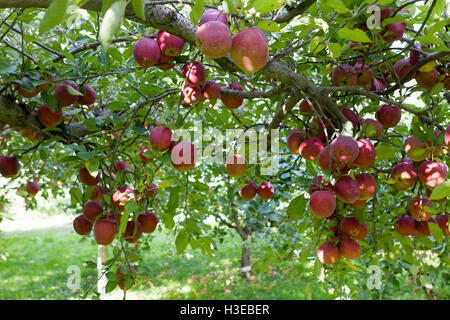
0 0 449 300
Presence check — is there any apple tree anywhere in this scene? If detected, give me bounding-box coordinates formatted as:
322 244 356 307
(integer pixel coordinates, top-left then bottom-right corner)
0 0 449 299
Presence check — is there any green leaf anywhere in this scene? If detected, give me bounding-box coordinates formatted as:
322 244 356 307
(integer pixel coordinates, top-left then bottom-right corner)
190 0 204 24
429 180 450 200
39 0 70 35
175 230 189 254
132 0 146 20
124 201 137 214
99 0 127 49
249 0 287 14
328 43 341 59
256 20 280 32
325 0 349 13
69 187 83 206
309 36 326 54
337 27 372 43
78 151 96 161
66 84 83 96
0 61 16 74
167 187 180 216
105 278 118 293
41 91 59 111
118 211 129 235
428 222 443 244
287 195 306 220
85 158 99 176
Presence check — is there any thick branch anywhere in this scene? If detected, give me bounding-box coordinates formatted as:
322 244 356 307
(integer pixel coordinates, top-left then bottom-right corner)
274 0 316 23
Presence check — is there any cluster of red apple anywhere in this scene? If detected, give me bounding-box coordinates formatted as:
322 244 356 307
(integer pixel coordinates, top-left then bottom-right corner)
392 126 450 238
331 5 450 92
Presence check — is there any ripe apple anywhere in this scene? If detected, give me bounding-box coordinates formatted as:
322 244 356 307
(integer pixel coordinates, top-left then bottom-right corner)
26 181 40 197
329 135 360 165
298 137 324 162
376 105 401 128
225 154 247 178
230 27 268 73
171 141 196 171
391 162 418 190
198 9 228 26
340 216 362 237
354 62 373 86
418 161 447 188
382 22 405 42
405 136 430 162
78 85 96 105
317 241 340 264
138 212 158 233
355 173 376 200
112 186 136 211
94 218 117 245
182 84 203 104
139 147 155 163
309 190 336 218
317 146 346 172
360 119 383 138
287 128 305 154
444 125 450 147
116 266 137 291
369 78 386 92
352 138 376 169
157 30 184 57
221 82 243 109
394 215 416 236
115 161 130 172
83 201 104 222
409 196 433 221
308 175 333 194
331 64 357 86
350 199 366 210
149 126 172 151
73 215 93 235
353 222 368 240
182 61 206 86
239 182 257 201
339 238 361 259
124 221 143 243
54 81 80 106
390 58 415 82
145 183 158 198
196 21 232 58
202 80 221 100
415 68 440 90
37 104 63 128
90 185 106 202
257 182 274 200
133 38 161 68
341 109 360 127
78 168 100 186
157 52 175 70
435 214 449 236
0 155 20 178
415 218 438 236
299 98 315 114
334 175 360 203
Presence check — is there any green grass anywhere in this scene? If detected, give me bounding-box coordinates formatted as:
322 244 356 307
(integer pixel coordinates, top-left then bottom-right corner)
0 227 334 300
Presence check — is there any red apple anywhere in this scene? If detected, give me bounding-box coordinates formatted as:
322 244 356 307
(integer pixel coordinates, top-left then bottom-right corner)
220 82 243 109
369 78 386 92
331 64 357 86
298 137 324 162
394 215 416 236
26 181 40 197
112 186 136 211
382 22 405 42
196 21 232 59
309 190 336 218
376 105 401 128
201 80 221 100
225 154 247 178
341 109 360 127
0 156 20 178
418 161 447 188
409 196 433 221
353 223 368 240
360 119 383 138
198 9 228 26
339 238 361 259
340 216 362 237
391 162 418 190
415 68 440 90
287 128 305 154
37 104 63 128
182 61 206 86
257 182 274 200
94 218 117 245
182 84 203 104
334 175 360 203
317 241 340 264
435 215 449 236
78 168 100 186
329 135 360 165
138 212 158 233
230 27 268 73
157 30 184 57
352 138 376 169
355 173 376 200
145 183 158 198
139 147 155 163
78 85 96 105
90 185 105 202
124 221 143 243
133 38 161 68
239 182 257 201
54 81 79 106
149 126 172 151
73 215 93 235
354 62 373 86
115 161 130 172
83 201 104 222
171 141 196 171
299 98 315 114
405 136 430 162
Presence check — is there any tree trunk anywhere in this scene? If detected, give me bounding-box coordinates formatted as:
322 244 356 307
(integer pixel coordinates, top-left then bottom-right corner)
237 228 251 280
97 245 108 300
